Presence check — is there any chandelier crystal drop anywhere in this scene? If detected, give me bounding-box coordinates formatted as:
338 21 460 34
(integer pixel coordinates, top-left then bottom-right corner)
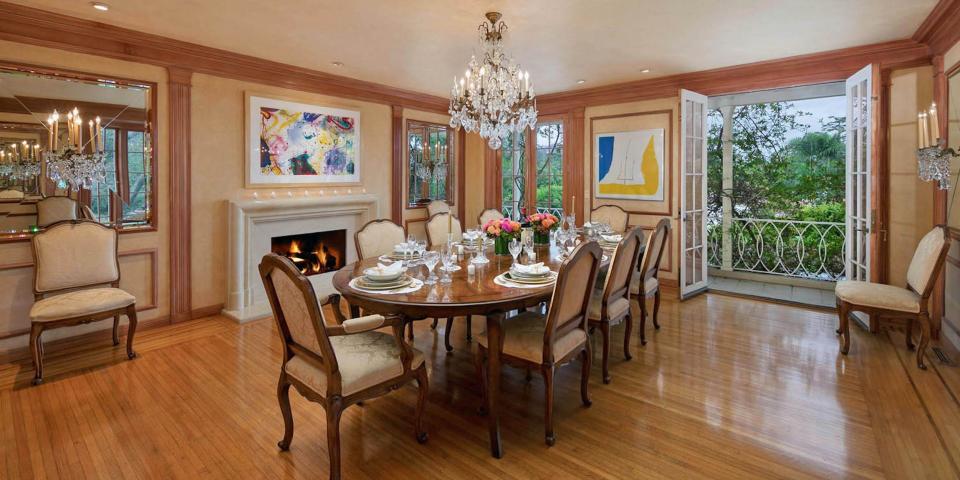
449 12 537 150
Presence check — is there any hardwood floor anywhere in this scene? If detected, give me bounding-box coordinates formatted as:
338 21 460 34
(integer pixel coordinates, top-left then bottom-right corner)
2 292 959 479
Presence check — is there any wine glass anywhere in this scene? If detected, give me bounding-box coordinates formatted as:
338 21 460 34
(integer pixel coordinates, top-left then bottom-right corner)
508 238 522 266
423 251 440 285
439 248 453 284
472 237 490 264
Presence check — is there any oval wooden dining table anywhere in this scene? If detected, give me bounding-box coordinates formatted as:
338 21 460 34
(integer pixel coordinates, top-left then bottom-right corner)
332 243 591 458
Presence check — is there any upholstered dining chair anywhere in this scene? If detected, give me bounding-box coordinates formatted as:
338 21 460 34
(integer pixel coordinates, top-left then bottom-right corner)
259 253 429 480
28 220 137 385
475 241 602 446
633 218 670 345
426 199 451 217
424 212 469 350
477 208 504 227
354 218 405 260
835 226 950 370
425 212 463 247
590 205 629 232
36 196 79 227
587 227 645 383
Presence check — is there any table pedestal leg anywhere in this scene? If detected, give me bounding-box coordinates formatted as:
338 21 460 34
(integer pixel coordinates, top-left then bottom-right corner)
485 311 504 458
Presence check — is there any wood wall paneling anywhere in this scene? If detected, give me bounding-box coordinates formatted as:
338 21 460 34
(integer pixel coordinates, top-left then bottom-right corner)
0 1 448 113
458 128 466 222
391 105 403 223
567 108 586 224
168 66 192 323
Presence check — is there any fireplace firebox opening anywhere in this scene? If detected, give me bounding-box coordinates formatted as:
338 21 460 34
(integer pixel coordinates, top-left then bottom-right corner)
270 229 346 276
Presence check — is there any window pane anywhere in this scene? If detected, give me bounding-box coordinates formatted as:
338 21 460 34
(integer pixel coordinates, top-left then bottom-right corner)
91 128 118 223
123 130 149 223
500 130 525 219
535 123 563 217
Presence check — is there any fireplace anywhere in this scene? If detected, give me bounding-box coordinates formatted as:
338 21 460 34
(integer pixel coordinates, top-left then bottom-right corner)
271 229 346 276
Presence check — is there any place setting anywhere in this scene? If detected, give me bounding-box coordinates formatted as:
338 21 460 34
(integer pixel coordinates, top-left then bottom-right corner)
349 260 423 294
379 235 427 264
494 261 557 289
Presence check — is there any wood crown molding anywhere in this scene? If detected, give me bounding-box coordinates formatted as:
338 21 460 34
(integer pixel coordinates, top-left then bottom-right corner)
913 0 960 56
0 1 448 113
536 39 930 114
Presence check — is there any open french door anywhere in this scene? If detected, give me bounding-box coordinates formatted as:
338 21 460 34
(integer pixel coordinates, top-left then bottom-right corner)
680 89 709 298
844 65 875 284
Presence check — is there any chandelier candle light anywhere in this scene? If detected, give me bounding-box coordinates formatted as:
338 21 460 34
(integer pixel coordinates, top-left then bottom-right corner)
44 108 107 191
449 12 538 149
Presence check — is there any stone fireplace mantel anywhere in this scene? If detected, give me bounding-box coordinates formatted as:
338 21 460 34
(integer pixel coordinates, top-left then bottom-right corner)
222 194 379 323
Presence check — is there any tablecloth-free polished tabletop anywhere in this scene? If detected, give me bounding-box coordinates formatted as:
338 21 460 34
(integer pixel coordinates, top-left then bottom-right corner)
332 242 617 458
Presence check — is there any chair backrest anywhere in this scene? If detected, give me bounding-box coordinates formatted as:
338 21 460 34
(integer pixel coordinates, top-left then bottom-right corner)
591 205 628 232
477 208 504 227
0 189 25 199
905 226 950 299
355 219 405 260
639 218 670 282
79 204 96 221
543 241 603 363
600 227 645 307
259 253 338 381
36 196 79 227
425 212 463 247
31 220 120 295
427 200 451 217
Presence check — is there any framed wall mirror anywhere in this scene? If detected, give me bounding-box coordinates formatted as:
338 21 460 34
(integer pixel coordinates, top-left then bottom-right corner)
0 63 157 240
406 120 456 208
950 64 960 227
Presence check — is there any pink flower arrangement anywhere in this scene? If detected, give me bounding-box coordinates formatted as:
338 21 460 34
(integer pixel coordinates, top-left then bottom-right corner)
526 213 560 233
482 217 522 240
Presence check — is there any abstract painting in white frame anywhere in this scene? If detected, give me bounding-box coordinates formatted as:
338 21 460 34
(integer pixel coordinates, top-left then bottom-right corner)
594 128 664 201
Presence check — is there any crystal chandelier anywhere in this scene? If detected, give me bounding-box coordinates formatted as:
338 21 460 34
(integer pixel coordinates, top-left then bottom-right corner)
449 12 537 150
1 141 41 180
43 108 107 191
917 143 955 190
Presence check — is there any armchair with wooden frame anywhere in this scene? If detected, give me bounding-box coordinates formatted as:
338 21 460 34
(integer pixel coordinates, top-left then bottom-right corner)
587 227 645 383
475 241 602 447
28 219 137 385
590 205 629 232
835 226 950 370
633 218 670 345
259 253 429 480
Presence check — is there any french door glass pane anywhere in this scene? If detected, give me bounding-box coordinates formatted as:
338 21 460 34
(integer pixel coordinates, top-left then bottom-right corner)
501 130 525 219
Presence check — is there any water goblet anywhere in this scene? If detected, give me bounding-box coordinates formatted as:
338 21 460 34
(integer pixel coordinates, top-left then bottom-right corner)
508 238 522 266
423 251 440 285
440 248 453 284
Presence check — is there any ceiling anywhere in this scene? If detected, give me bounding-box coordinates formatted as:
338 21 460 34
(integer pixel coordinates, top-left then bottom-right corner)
9 0 938 96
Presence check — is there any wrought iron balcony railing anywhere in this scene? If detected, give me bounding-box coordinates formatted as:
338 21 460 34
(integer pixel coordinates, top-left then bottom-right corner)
707 217 846 281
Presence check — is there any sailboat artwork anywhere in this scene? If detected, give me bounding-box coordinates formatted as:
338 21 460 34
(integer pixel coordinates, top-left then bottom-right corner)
595 129 664 201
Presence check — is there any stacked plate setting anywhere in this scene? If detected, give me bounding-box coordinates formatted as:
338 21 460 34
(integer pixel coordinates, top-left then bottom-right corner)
355 266 414 291
504 265 556 285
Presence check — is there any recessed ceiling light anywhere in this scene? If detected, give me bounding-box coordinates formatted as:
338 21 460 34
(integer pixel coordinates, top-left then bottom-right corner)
640 68 651 73
331 61 344 67
90 2 109 11
576 79 586 85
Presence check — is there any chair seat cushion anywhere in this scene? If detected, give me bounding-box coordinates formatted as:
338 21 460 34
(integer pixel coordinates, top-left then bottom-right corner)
477 311 587 364
835 280 920 313
30 288 135 322
284 330 424 397
630 276 659 296
587 289 631 322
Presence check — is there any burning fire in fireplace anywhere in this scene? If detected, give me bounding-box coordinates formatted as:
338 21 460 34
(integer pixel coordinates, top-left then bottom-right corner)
271 230 346 276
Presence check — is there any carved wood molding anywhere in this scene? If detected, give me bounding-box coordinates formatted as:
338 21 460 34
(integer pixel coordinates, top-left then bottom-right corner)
391 105 403 223
0 1 448 113
913 0 960 56
168 67 192 323
537 40 930 114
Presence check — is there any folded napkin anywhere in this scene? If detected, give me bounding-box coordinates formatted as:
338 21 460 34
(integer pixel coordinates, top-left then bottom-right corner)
370 262 403 275
601 234 622 243
583 222 593 227
512 262 549 275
